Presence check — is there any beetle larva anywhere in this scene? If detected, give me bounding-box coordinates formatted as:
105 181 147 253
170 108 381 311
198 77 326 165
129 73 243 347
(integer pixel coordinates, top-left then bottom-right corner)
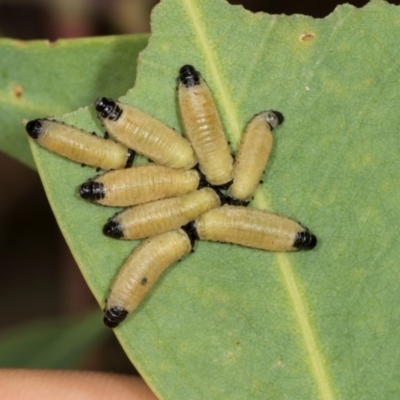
25 119 134 170
227 110 284 205
94 97 197 170
103 187 221 240
79 163 202 207
192 205 317 251
177 65 234 186
103 228 194 328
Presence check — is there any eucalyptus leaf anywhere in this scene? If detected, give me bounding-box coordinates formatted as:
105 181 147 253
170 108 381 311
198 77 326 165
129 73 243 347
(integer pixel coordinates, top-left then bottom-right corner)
30 0 400 398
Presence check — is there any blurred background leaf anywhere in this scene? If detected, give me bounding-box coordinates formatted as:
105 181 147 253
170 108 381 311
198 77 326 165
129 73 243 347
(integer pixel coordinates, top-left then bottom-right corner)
0 310 107 369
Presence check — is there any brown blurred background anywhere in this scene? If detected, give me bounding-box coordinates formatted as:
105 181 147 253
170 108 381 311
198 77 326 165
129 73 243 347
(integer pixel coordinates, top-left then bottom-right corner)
0 0 391 373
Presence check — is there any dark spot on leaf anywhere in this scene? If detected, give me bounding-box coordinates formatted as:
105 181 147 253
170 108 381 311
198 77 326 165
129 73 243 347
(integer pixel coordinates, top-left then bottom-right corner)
13 85 23 98
299 32 315 42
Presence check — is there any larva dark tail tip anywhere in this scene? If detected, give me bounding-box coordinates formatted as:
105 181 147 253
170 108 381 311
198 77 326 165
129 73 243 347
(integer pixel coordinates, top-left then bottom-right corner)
103 220 124 239
181 221 199 248
25 119 43 139
103 306 129 328
293 230 317 250
196 166 210 189
212 180 233 191
272 110 284 126
125 149 136 168
178 64 200 87
79 181 105 201
223 194 250 207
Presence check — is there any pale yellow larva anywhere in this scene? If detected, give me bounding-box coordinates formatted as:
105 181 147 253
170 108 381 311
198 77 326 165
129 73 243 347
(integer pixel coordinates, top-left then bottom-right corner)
103 187 221 240
227 110 283 204
94 97 197 170
25 119 134 170
79 163 200 207
103 228 193 328
177 65 234 186
194 205 317 251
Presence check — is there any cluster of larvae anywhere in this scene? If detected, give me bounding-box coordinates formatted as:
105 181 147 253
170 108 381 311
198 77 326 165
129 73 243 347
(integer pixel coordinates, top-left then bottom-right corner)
25 65 317 329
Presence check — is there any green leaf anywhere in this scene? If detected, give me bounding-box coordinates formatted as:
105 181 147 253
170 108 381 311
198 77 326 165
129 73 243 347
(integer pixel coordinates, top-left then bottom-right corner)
29 0 400 398
0 310 108 369
0 34 148 168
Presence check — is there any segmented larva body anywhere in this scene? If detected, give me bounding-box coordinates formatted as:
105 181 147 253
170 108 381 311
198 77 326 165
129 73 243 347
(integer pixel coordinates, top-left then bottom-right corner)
177 65 234 186
103 187 221 240
104 229 193 328
228 110 284 203
94 98 197 170
194 205 317 251
79 163 200 207
25 119 134 170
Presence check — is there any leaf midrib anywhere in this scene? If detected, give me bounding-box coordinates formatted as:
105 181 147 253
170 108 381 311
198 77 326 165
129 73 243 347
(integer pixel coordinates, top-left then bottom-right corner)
182 1 335 399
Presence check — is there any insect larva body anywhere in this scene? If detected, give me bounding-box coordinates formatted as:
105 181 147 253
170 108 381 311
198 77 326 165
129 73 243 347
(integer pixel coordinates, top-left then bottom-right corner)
194 205 317 251
103 187 221 240
177 65 234 186
228 110 284 203
104 228 193 328
25 119 135 170
94 98 197 170
79 163 200 207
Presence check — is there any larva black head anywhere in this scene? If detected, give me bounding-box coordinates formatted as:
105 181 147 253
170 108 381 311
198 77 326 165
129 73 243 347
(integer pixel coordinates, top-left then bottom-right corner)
125 149 136 168
224 196 250 207
293 229 317 250
25 119 43 139
79 180 105 201
194 165 232 191
103 220 124 239
103 306 128 328
265 110 284 129
196 167 211 189
178 65 201 87
181 221 199 248
94 97 122 121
